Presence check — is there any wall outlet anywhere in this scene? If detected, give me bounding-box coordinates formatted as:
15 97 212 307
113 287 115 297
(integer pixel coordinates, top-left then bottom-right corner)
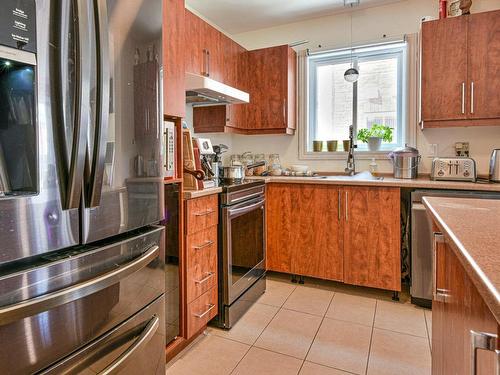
455 142 470 157
427 143 438 157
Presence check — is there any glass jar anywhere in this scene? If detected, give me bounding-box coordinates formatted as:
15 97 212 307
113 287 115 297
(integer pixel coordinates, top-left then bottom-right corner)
268 154 281 176
230 154 242 166
242 152 255 176
253 154 267 176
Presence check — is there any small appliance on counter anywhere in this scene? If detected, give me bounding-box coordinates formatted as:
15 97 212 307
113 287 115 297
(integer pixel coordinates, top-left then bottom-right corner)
195 137 218 188
163 121 176 179
430 157 477 182
388 145 421 179
489 149 500 182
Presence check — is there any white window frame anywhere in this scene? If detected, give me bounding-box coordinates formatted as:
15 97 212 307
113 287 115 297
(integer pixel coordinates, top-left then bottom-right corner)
299 40 412 160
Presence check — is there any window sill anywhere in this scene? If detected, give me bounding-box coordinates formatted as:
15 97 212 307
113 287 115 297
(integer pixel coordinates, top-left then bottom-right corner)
299 150 392 161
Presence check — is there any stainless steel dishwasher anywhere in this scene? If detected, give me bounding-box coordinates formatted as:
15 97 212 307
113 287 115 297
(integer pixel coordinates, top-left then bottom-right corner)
410 189 500 307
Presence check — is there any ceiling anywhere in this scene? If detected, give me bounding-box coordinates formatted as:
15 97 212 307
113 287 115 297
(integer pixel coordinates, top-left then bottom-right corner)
186 0 405 34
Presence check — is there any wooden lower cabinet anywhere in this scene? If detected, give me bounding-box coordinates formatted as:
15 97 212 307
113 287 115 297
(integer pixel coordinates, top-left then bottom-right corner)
186 287 218 338
266 184 400 291
267 184 343 281
343 187 401 291
432 233 499 375
183 194 219 340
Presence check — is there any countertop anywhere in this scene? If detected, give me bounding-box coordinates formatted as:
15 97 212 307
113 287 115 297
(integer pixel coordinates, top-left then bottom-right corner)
248 175 500 192
423 197 500 323
183 186 222 199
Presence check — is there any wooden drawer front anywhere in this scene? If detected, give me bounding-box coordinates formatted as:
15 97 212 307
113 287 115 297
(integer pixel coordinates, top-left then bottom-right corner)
186 195 218 235
186 227 218 303
187 287 218 338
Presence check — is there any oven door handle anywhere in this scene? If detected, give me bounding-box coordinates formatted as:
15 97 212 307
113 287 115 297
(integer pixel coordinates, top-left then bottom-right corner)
227 199 265 217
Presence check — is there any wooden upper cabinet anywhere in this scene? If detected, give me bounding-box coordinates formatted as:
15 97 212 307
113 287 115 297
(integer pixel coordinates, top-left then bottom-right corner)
184 10 203 77
421 16 468 124
163 0 185 118
184 10 223 81
204 23 223 82
342 187 401 291
468 10 500 120
246 45 296 134
421 10 500 128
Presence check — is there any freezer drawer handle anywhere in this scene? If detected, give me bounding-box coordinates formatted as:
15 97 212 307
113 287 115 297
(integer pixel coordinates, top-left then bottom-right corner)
470 330 499 375
99 315 160 374
0 245 159 326
194 304 215 319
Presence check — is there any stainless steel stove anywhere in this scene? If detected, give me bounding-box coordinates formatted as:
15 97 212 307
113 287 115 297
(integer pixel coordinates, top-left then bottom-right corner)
215 179 266 329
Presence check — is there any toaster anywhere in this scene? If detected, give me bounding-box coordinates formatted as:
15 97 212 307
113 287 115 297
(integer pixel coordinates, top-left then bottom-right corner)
490 149 500 182
430 157 477 182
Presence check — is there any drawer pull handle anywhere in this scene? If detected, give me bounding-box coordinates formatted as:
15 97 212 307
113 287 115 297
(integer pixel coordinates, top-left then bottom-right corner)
194 272 215 285
194 209 214 217
194 303 215 319
193 241 214 250
470 330 498 375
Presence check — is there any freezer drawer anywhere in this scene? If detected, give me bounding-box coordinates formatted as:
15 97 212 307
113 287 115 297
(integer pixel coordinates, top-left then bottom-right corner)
0 226 165 374
39 295 166 375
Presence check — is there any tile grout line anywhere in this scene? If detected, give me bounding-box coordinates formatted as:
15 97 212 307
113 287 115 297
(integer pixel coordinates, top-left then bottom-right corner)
296 290 336 374
364 299 378 375
229 281 296 374
424 310 432 353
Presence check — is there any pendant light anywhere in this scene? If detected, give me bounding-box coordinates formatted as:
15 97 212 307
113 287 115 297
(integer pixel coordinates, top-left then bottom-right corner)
344 0 359 83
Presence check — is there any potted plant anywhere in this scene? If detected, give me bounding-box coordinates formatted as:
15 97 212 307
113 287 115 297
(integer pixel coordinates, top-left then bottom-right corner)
357 124 393 151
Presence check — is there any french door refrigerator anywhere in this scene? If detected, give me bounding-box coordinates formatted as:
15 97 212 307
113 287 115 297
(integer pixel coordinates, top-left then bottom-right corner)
0 0 166 373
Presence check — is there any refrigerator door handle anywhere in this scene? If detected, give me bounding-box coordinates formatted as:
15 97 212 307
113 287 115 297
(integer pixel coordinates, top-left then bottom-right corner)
58 0 92 209
0 245 159 326
87 0 111 208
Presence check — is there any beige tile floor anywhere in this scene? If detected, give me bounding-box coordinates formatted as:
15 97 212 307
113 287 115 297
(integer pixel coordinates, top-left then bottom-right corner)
166 273 432 375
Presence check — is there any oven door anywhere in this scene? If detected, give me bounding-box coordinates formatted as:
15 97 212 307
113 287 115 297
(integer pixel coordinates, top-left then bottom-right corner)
222 197 266 306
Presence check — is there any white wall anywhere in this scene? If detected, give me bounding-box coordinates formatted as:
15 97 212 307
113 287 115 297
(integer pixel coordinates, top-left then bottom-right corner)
187 0 500 174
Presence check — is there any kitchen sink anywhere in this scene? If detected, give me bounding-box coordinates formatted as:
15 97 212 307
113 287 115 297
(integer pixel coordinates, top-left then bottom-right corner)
313 171 384 181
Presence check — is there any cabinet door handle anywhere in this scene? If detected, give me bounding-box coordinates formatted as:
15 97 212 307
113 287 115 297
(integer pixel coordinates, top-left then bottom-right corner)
207 50 210 77
202 49 208 76
338 190 341 221
432 232 448 302
194 303 215 319
194 272 215 285
461 82 466 114
193 240 214 250
345 191 348 221
470 330 498 375
470 81 475 114
194 209 214 216
227 105 231 122
283 98 286 124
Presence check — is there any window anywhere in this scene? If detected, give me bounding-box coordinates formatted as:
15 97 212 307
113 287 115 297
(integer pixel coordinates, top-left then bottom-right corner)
306 42 407 153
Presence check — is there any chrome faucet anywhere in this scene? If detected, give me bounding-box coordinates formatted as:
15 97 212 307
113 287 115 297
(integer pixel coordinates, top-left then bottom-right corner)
345 125 356 176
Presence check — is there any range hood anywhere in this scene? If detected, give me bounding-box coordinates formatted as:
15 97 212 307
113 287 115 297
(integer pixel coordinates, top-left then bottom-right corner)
185 72 249 105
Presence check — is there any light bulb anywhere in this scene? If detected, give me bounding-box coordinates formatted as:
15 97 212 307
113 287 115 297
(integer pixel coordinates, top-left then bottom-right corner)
344 67 359 83
4 61 11 67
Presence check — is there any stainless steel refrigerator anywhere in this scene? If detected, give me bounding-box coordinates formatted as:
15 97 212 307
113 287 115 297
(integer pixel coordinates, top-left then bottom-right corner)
0 0 166 373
